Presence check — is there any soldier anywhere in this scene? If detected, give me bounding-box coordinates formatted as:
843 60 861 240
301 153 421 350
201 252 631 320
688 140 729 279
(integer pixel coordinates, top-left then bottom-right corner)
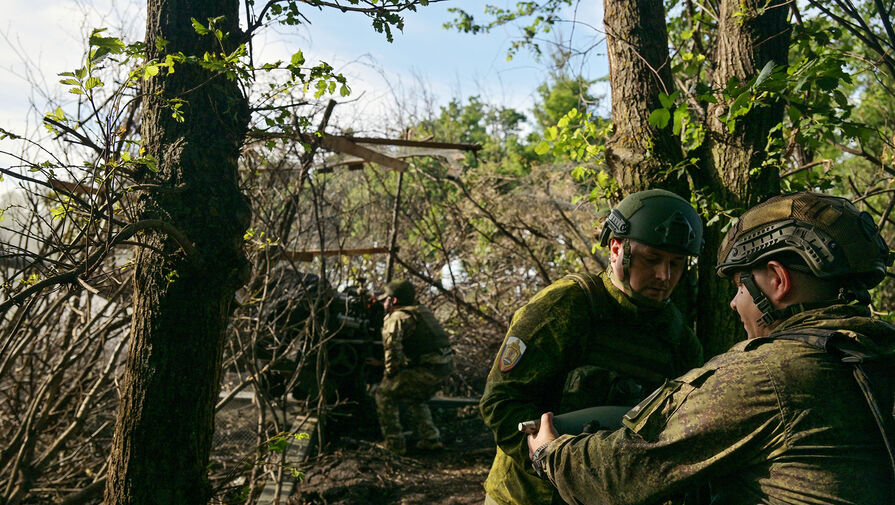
481 189 705 505
374 279 453 455
527 192 895 504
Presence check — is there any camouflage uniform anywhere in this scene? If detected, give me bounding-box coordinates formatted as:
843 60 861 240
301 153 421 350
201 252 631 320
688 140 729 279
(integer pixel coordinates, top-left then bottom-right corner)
481 270 704 505
537 303 895 504
375 304 453 452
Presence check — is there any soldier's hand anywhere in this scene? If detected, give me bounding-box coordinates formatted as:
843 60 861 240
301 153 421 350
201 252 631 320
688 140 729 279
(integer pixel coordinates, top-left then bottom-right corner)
527 412 558 459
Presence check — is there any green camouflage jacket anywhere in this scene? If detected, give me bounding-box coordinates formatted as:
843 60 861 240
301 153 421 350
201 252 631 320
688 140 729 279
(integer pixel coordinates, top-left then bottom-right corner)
540 303 895 505
382 305 452 377
481 271 703 505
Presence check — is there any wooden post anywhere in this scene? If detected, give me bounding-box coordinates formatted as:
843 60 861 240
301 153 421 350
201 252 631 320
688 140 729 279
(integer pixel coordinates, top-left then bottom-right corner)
385 170 404 282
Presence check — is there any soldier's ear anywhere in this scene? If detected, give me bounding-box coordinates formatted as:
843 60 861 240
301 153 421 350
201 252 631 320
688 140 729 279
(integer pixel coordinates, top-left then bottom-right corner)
609 238 622 262
763 261 793 304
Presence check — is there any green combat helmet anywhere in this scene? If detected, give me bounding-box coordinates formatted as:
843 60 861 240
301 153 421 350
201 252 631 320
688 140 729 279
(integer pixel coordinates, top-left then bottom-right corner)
716 192 894 324
598 189 703 306
379 279 416 305
599 188 703 256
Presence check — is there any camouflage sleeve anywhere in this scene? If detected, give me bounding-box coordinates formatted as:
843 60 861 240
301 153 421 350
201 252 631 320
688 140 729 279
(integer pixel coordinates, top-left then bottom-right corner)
382 311 414 377
541 349 783 505
479 278 590 466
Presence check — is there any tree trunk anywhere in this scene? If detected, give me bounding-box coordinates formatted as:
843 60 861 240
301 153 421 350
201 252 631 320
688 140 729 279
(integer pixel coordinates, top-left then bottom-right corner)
603 0 685 193
602 0 696 319
105 0 250 503
697 0 790 356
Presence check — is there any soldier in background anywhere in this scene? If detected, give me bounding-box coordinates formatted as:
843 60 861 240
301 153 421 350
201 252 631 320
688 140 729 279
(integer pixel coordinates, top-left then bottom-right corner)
374 279 453 455
481 189 705 505
528 192 895 504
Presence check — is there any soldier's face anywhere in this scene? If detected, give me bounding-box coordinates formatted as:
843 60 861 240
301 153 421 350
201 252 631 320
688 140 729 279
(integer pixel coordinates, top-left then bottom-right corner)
610 239 686 301
730 270 771 339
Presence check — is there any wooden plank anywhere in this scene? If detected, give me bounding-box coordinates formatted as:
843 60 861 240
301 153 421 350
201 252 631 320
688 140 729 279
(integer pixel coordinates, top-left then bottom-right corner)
315 135 409 172
344 136 481 151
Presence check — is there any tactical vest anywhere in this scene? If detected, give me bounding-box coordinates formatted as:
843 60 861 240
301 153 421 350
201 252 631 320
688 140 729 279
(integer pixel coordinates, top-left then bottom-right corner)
393 305 452 368
559 272 694 412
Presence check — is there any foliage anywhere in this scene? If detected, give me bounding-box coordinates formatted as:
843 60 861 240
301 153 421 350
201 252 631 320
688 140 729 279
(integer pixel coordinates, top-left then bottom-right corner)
445 0 574 59
0 0 433 501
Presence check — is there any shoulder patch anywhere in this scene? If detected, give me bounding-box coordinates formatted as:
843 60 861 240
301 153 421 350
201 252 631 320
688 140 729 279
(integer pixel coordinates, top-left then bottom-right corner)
498 336 527 372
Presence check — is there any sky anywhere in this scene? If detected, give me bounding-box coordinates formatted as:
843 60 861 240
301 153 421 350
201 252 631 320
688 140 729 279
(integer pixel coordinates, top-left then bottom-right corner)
0 0 609 188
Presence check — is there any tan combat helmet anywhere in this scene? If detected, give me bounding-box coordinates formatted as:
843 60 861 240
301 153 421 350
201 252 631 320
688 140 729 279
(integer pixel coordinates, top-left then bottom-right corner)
716 192 894 324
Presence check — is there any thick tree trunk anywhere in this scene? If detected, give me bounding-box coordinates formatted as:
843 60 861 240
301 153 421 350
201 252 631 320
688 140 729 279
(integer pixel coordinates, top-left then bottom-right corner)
105 0 250 503
697 0 790 356
603 0 685 193
602 0 696 319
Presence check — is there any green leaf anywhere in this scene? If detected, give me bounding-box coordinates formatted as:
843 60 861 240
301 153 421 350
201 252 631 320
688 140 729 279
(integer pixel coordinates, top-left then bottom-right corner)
291 50 305 66
534 140 551 155
816 76 838 91
753 60 775 89
832 90 849 109
84 77 102 90
787 104 802 125
144 65 160 79
191 18 209 35
648 108 671 129
658 93 674 110
88 30 126 55
726 92 751 121
49 107 66 121
339 84 350 97
672 107 687 136
59 78 80 86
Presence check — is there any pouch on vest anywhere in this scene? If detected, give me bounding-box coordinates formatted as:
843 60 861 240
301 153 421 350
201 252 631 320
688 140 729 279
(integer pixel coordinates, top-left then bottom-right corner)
622 366 714 441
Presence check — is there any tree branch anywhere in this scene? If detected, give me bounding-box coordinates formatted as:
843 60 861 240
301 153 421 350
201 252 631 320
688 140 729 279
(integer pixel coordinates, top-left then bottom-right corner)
0 220 197 316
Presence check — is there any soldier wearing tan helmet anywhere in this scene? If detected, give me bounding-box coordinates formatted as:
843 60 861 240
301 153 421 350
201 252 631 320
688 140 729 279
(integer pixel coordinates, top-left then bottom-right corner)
527 192 895 504
481 189 705 505
374 279 453 455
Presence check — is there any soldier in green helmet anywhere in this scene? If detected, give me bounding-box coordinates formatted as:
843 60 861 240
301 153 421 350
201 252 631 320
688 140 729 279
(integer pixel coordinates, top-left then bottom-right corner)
527 192 895 504
374 279 453 455
481 189 705 505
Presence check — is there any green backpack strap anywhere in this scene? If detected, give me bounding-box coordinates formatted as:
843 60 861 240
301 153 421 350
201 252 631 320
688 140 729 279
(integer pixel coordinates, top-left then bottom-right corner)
564 272 610 323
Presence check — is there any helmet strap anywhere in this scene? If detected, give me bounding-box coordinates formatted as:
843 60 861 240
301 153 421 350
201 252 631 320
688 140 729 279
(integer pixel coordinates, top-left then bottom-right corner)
738 271 779 327
739 271 842 326
611 239 669 310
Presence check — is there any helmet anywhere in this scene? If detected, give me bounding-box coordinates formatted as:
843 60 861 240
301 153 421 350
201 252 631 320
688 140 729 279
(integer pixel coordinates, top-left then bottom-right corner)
599 189 703 256
717 192 893 288
379 279 416 305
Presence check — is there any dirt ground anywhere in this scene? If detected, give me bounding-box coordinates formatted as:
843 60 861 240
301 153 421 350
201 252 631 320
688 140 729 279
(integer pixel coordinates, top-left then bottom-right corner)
291 405 494 505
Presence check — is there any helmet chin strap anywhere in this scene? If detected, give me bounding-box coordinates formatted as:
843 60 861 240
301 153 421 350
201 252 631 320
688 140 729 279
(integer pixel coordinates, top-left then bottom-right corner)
738 271 842 327
737 272 778 327
612 239 669 310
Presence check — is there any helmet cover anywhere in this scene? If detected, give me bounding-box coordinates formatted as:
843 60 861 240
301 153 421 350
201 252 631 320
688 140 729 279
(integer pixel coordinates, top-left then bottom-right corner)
716 192 893 289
